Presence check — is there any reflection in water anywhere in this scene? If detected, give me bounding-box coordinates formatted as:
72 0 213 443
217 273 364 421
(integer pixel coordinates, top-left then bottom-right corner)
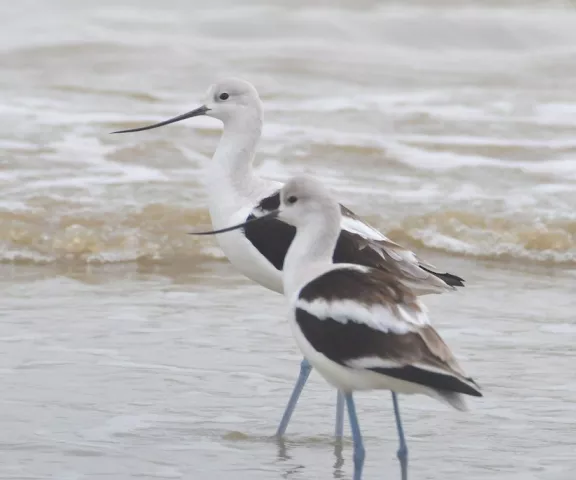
332 440 345 479
276 436 346 479
275 437 306 479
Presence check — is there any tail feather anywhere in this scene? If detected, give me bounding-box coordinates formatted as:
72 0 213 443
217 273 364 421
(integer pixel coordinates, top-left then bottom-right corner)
420 267 466 288
434 390 470 412
371 366 482 399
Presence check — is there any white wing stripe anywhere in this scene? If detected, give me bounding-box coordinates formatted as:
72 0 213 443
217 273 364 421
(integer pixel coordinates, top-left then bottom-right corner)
345 356 401 369
340 216 388 242
295 297 429 335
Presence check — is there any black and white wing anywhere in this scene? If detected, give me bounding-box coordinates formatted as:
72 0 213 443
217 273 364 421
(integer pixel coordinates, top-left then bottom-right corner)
339 205 465 292
242 191 295 271
294 267 481 403
246 191 464 294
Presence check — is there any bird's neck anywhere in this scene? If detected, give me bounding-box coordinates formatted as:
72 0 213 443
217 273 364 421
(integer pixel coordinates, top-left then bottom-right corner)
208 117 261 195
283 209 342 299
206 116 264 222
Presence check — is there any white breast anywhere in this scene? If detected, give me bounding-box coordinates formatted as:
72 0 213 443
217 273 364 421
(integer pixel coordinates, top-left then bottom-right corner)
206 179 285 294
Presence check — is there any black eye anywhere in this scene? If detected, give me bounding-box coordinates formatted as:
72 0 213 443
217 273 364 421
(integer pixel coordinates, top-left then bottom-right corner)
219 92 229 100
287 195 298 205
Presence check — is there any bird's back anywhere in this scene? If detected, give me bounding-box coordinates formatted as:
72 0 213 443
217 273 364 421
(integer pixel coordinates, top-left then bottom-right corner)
291 265 481 409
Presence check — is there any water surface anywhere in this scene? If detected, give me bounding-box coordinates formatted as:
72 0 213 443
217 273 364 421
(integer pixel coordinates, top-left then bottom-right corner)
1 1 575 479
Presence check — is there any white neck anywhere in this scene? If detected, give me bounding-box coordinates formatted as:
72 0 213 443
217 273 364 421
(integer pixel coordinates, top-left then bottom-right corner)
282 207 342 298
205 114 264 218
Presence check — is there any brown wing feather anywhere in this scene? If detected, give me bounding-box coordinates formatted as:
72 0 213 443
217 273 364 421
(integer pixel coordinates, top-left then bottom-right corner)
339 205 465 289
297 268 481 396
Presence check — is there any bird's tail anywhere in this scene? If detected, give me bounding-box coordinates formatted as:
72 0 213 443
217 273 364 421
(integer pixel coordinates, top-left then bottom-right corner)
434 390 470 412
419 267 465 288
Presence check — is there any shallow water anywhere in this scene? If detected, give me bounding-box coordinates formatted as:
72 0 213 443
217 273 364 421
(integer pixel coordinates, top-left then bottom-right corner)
1 0 575 479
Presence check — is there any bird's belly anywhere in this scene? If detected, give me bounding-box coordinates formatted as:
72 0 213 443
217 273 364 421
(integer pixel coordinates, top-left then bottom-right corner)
211 218 284 294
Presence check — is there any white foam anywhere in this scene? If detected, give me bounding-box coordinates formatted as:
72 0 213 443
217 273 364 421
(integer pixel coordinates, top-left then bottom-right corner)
413 227 576 264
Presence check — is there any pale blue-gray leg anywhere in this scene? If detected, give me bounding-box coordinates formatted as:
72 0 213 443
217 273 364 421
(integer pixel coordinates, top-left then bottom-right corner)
392 392 408 480
275 357 312 437
344 393 365 480
334 390 345 439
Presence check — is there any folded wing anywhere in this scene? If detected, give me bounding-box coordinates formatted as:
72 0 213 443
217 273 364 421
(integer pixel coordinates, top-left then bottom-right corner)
295 267 481 397
249 191 465 294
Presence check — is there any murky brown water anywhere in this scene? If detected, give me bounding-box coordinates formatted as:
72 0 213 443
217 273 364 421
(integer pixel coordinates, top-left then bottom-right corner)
1 0 575 479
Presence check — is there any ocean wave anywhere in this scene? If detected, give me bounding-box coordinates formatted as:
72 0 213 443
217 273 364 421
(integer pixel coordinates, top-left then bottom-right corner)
262 123 576 180
386 211 576 265
0 206 225 266
1 205 574 266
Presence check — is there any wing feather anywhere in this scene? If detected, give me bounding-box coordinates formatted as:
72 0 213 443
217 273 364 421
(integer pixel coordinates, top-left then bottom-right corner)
251 192 465 293
296 268 481 397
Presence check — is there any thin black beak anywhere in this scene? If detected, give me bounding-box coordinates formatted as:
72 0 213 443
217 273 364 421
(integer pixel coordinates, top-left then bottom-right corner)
189 210 279 236
111 105 210 134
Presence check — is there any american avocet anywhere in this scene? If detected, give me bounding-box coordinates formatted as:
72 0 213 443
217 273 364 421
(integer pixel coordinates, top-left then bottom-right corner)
112 78 465 441
190 175 482 480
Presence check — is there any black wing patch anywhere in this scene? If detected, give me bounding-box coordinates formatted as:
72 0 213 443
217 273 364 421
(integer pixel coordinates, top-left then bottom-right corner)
243 216 392 273
243 214 295 271
242 191 293 270
258 191 281 212
295 306 383 366
245 192 409 272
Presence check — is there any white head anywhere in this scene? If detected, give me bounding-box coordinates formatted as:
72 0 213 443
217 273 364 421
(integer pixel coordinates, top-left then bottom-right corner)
276 176 341 229
202 77 262 124
112 77 263 134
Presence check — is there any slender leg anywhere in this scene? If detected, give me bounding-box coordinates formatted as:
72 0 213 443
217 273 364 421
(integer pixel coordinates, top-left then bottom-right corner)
344 393 365 480
334 390 345 440
392 392 408 480
275 357 312 437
